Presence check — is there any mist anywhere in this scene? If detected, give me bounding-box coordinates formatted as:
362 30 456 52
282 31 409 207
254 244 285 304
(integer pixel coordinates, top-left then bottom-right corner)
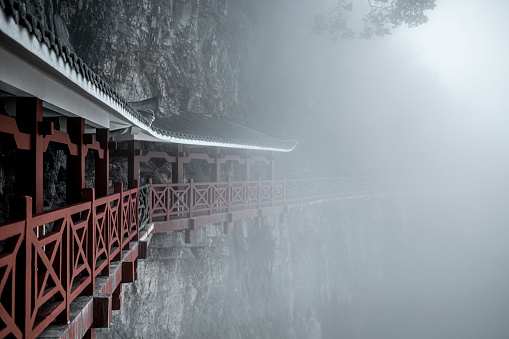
250 0 509 180
249 0 509 337
3 0 509 337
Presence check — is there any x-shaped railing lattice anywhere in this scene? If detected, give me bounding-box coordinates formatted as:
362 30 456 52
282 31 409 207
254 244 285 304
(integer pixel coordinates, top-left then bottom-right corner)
193 185 210 211
109 199 121 259
230 183 245 207
169 186 190 215
211 184 228 209
147 177 410 223
94 202 109 275
0 220 23 339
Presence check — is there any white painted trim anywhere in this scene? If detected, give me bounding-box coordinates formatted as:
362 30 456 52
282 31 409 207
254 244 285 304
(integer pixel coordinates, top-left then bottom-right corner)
144 129 298 152
110 129 297 152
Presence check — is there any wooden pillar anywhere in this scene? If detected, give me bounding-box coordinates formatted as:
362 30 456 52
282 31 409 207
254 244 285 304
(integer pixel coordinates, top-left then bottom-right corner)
84 328 95 339
14 98 44 214
172 144 184 183
121 261 136 283
95 129 110 197
128 140 141 189
67 117 85 205
269 152 276 180
114 182 123 261
185 229 194 244
244 151 251 181
212 147 221 182
112 285 122 310
93 294 112 328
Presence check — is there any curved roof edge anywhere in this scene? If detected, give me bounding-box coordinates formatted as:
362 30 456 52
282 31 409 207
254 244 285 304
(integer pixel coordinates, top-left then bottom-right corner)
0 1 298 152
146 130 298 152
149 114 298 152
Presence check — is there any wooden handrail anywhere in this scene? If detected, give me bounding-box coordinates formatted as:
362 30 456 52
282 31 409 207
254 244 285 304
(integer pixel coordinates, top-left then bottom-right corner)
0 184 140 338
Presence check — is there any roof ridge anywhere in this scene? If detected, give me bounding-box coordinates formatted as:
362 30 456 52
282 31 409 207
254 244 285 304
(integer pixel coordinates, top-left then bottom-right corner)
152 114 298 151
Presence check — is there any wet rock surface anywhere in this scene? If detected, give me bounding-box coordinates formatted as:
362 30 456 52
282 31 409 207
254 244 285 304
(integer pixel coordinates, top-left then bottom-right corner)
45 0 266 122
0 134 16 222
96 198 401 338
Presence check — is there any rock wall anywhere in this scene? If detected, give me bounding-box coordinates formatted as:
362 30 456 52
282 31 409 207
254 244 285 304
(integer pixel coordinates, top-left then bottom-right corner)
47 0 266 121
96 197 407 338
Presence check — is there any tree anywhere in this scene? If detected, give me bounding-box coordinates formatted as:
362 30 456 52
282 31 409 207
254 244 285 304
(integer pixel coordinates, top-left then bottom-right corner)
313 0 437 39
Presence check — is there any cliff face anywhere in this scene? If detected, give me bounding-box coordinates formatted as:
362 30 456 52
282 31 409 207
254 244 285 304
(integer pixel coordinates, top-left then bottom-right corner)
0 0 266 219
95 198 401 338
44 0 266 121
94 189 509 339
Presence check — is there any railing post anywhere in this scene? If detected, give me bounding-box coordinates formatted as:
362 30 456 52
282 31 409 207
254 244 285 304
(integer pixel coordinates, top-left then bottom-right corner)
258 177 261 209
61 207 71 324
148 178 153 223
227 177 231 213
243 181 247 210
11 196 30 336
132 180 139 241
147 178 152 222
166 182 171 221
114 182 123 260
83 188 95 295
283 176 287 206
189 179 194 219
209 183 213 215
271 180 274 207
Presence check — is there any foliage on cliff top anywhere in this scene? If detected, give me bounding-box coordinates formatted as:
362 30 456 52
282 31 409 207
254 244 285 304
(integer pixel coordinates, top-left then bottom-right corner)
313 0 437 39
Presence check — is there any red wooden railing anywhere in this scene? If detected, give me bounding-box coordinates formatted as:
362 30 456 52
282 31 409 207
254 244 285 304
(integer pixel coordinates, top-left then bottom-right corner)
150 179 287 223
149 177 409 223
25 201 92 335
0 175 413 338
189 181 229 216
0 219 24 339
0 182 140 338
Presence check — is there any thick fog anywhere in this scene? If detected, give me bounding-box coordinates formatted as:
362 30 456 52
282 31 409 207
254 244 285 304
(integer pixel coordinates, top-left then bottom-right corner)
249 0 509 337
250 0 509 180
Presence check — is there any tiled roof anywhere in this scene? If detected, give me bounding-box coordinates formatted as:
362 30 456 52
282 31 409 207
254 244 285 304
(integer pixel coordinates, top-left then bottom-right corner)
0 0 298 152
152 114 298 151
0 0 153 126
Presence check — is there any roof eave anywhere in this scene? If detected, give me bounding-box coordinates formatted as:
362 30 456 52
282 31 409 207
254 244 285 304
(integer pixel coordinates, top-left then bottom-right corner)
0 6 298 153
116 128 298 152
0 8 152 131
